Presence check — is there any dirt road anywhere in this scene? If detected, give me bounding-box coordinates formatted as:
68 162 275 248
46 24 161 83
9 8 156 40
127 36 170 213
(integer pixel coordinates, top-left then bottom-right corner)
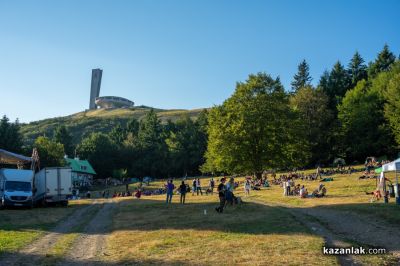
58 199 115 266
0 199 116 266
254 199 400 265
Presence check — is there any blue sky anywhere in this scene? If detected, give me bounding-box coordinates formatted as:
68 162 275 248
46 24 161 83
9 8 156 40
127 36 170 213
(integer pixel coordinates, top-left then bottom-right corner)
1 0 399 123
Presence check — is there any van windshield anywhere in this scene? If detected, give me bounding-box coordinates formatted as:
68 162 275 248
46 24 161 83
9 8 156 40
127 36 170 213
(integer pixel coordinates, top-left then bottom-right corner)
5 181 31 192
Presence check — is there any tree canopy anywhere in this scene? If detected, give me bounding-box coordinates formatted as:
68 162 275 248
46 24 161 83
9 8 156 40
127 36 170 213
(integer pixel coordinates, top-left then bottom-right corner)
203 73 308 177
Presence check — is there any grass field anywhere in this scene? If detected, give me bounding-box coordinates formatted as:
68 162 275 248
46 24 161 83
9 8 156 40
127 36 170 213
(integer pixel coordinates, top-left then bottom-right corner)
1 170 399 265
105 197 337 266
0 200 89 255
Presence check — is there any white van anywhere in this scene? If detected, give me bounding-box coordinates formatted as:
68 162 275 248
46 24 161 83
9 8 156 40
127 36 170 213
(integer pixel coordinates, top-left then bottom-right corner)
0 169 34 208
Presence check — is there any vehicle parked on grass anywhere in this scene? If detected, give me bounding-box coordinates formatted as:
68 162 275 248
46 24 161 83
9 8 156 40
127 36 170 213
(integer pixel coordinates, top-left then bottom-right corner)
0 169 35 208
34 167 73 206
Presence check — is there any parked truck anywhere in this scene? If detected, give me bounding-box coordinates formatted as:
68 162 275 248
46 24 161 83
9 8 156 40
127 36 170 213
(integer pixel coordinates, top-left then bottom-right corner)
34 167 73 206
0 169 35 208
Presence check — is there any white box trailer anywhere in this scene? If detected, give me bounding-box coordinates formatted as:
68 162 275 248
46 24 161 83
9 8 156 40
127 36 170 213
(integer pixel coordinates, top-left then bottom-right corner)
34 167 72 206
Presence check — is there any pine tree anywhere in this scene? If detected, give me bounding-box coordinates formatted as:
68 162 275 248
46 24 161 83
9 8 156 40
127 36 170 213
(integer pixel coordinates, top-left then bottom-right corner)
291 59 312 92
322 61 351 110
348 51 367 87
368 44 396 78
54 125 74 156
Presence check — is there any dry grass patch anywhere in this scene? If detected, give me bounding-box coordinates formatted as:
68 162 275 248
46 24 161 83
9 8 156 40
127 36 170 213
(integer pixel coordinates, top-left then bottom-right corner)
105 195 337 265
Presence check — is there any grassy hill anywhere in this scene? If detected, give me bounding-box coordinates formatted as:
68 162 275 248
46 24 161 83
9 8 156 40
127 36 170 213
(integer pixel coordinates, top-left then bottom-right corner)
20 106 206 145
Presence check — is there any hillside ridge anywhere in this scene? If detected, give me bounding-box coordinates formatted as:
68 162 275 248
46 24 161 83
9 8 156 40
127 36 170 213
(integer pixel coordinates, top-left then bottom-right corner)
20 106 207 145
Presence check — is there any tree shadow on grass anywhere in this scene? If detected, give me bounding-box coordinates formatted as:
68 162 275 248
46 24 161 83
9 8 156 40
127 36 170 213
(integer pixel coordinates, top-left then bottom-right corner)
0 252 192 266
1 197 400 265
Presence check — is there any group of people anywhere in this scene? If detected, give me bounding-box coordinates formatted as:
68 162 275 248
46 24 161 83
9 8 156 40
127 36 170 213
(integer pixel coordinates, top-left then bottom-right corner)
282 178 327 198
215 177 240 213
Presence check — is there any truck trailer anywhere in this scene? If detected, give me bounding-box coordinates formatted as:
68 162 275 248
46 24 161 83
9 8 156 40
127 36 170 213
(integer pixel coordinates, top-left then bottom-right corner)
0 169 35 208
34 167 73 206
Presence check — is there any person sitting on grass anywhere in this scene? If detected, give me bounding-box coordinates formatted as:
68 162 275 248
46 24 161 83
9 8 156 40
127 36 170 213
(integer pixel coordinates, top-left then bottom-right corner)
293 184 300 196
299 185 308 198
365 190 382 201
313 184 327 198
134 189 142 199
215 177 226 213
179 180 187 204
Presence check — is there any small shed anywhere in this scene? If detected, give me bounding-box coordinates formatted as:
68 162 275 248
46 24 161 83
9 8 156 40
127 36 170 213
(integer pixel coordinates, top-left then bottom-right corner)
65 157 96 188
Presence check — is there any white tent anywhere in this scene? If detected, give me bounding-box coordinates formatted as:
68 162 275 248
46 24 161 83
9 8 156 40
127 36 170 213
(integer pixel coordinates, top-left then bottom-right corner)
382 158 400 172
382 158 400 203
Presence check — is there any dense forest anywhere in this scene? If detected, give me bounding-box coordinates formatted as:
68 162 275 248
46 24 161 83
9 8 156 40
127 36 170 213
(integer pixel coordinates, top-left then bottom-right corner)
1 45 400 178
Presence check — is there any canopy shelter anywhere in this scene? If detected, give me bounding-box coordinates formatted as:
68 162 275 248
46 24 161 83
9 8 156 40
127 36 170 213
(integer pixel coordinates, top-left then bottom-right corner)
381 158 400 204
0 149 32 165
382 158 400 172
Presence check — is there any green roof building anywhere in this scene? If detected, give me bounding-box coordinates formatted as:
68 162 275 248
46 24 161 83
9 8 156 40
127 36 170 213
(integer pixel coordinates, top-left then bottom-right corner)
65 157 96 188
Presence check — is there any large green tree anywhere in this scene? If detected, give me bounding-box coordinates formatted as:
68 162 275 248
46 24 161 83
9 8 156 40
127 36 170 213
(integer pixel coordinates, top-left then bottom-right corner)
0 115 23 153
322 61 351 110
203 73 308 178
134 109 168 177
381 61 400 145
166 115 206 176
77 133 117 178
290 86 333 165
291 59 312 92
34 136 65 167
338 77 395 161
54 125 74 156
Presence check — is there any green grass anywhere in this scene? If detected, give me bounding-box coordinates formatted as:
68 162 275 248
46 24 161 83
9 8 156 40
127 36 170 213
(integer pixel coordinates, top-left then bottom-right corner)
0 201 87 255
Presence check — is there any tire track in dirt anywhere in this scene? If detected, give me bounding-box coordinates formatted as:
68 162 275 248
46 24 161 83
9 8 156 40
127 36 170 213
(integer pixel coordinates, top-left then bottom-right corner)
57 198 117 266
301 207 400 258
252 200 400 266
0 200 102 266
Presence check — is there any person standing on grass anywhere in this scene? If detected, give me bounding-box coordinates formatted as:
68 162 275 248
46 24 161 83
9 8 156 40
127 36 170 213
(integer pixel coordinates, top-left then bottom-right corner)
209 178 215 194
196 178 203 195
225 177 235 205
316 166 322 179
179 180 187 204
283 180 287 196
192 178 197 196
215 177 226 213
244 179 251 196
166 179 175 204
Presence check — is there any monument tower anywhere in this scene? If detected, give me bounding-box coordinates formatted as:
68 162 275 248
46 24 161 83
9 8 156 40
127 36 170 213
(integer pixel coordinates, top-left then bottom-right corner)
89 68 102 110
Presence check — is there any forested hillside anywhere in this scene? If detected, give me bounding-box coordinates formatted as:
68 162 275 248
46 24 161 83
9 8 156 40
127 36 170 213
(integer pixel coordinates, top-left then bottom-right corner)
19 106 205 145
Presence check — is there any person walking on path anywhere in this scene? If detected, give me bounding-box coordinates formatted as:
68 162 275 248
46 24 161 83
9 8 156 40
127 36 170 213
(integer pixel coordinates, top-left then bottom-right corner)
215 178 226 213
244 179 251 196
166 179 175 204
196 178 203 195
179 180 187 204
209 178 215 194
